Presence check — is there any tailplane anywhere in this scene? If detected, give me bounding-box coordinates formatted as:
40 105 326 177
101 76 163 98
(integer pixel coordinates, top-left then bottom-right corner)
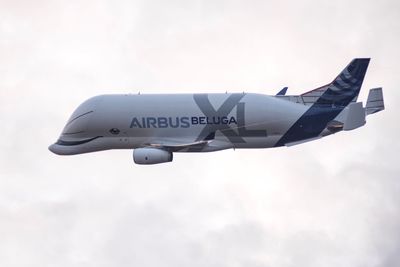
366 87 385 115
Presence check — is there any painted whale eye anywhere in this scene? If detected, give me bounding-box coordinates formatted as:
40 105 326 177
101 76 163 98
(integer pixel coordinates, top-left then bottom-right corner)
109 128 120 135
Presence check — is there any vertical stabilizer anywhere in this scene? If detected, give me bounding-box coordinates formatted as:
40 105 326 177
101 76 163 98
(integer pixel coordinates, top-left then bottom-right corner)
275 59 371 147
315 58 370 107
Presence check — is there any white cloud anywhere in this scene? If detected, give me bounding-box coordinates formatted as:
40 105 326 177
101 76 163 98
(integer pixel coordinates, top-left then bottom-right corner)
0 0 399 266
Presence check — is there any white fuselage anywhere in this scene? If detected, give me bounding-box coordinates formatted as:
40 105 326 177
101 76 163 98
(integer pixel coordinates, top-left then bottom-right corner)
48 58 382 165
49 93 310 155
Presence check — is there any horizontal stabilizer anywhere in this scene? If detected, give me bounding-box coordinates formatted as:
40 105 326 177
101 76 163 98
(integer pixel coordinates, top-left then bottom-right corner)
300 84 330 104
343 102 366 131
366 87 385 115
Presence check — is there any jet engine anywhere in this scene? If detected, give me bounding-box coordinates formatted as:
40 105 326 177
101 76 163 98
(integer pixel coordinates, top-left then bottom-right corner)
133 148 173 165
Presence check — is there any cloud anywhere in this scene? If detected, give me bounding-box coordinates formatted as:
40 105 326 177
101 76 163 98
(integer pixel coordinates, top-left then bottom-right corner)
0 0 399 266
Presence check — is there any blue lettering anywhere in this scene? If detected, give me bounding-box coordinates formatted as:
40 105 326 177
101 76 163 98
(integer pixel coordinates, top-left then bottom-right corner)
130 116 238 128
130 117 142 128
169 117 179 128
158 117 168 128
212 117 220 124
229 117 237 124
147 117 157 128
181 117 190 128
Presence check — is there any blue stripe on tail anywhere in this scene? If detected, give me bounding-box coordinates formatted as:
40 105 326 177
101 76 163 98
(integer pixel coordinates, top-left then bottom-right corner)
275 58 370 147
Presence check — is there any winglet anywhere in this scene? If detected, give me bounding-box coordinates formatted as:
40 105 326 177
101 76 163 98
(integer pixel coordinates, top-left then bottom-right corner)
276 87 288 96
204 132 215 141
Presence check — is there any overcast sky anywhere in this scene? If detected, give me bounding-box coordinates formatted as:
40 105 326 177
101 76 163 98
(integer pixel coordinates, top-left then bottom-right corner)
1 0 399 266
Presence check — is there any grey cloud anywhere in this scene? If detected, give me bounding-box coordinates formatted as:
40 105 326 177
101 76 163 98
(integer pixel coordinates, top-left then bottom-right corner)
1 0 400 267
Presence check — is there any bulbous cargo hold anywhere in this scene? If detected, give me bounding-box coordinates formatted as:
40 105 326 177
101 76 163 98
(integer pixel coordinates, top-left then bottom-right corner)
49 58 384 165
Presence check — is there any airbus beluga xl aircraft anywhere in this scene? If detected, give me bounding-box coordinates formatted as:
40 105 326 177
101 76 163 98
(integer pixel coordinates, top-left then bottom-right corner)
49 58 384 164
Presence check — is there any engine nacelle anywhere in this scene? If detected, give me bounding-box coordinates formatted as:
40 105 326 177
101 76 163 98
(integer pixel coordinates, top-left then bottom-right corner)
133 148 173 165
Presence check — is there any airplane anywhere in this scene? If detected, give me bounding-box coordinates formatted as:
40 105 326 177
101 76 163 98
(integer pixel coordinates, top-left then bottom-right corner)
49 58 384 164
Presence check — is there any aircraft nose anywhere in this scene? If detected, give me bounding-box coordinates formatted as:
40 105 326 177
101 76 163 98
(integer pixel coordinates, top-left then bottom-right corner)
61 95 103 135
62 110 93 135
48 142 78 155
48 143 60 155
50 95 103 156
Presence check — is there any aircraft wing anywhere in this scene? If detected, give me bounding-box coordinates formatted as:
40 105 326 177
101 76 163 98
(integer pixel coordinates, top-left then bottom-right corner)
147 139 210 149
143 132 222 152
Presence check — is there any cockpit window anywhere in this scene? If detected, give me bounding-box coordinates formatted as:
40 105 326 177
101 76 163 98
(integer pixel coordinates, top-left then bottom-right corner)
66 111 93 126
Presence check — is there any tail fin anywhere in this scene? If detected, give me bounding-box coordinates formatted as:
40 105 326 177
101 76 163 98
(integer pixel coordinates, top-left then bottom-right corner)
302 58 370 107
275 59 371 147
276 87 288 96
